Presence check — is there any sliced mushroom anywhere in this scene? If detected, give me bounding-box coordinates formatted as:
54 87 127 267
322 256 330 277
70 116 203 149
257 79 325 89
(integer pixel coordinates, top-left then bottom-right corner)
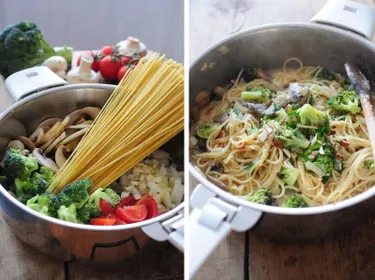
6 140 25 151
59 127 89 146
65 139 81 152
40 117 70 150
17 136 36 151
213 112 229 124
37 118 62 130
195 90 211 107
29 128 45 146
44 132 67 155
207 175 226 188
67 109 83 125
68 123 92 130
81 107 101 120
151 149 170 160
213 86 226 98
75 117 87 125
32 148 59 172
55 145 68 168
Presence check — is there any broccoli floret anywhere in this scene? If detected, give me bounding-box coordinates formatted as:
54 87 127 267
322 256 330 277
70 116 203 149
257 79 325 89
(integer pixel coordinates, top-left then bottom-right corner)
57 204 79 223
32 166 54 182
326 90 361 114
56 179 92 209
282 194 308 208
89 187 121 207
304 143 335 181
364 160 373 169
26 192 58 217
279 167 300 186
0 22 55 77
247 188 272 205
276 125 310 149
241 86 271 103
197 124 220 138
77 202 101 224
14 176 50 203
4 148 38 180
297 104 327 126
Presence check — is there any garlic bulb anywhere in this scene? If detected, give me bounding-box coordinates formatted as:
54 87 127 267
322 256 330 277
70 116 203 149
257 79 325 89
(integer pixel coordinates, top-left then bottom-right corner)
116 36 147 57
66 54 100 84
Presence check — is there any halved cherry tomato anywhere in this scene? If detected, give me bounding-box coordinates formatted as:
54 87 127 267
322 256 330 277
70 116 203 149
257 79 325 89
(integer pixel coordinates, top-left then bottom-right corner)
107 214 127 225
115 204 148 223
90 217 116 226
99 199 115 215
117 195 136 208
136 194 158 219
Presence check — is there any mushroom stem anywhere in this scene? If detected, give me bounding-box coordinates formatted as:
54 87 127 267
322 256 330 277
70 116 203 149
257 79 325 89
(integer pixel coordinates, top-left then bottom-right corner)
32 148 59 172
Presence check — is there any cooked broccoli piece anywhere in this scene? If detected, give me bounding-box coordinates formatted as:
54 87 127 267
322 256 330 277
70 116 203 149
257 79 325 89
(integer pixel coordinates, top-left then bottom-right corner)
197 124 219 138
279 167 300 186
247 188 272 205
89 187 121 207
56 179 92 209
316 68 336 81
0 22 55 77
326 90 361 114
32 166 54 182
77 202 101 224
4 148 38 180
364 160 373 169
304 143 335 181
297 104 327 126
241 86 271 103
276 125 310 149
282 194 308 208
26 192 58 217
14 176 50 203
57 204 79 223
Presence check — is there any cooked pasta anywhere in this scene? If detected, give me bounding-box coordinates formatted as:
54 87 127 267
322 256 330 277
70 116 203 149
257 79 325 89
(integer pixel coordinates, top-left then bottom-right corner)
48 53 184 194
190 58 375 207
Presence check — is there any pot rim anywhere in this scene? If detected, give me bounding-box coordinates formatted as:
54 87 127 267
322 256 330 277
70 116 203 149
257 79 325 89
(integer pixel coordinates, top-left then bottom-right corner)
189 22 375 216
0 83 184 231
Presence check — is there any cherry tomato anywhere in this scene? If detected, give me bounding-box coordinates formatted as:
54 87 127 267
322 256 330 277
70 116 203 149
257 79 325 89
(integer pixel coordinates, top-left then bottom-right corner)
90 217 116 226
77 51 100 72
117 65 132 81
119 56 132 66
100 45 114 56
117 195 136 208
99 56 122 81
99 199 115 215
115 204 148 223
107 214 127 225
136 194 158 219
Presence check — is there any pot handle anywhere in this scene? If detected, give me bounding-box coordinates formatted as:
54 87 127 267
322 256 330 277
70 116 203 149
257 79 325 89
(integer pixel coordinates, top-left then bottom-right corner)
188 184 262 278
310 0 375 40
5 66 68 101
141 208 185 252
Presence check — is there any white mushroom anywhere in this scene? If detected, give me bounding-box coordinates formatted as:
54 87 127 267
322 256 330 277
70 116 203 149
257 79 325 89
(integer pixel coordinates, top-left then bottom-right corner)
44 132 67 155
32 148 59 172
59 127 89 146
195 90 211 107
37 118 62 130
40 117 70 150
42 56 68 79
6 140 25 151
55 145 68 168
17 136 36 151
81 107 101 120
29 128 45 146
151 149 170 160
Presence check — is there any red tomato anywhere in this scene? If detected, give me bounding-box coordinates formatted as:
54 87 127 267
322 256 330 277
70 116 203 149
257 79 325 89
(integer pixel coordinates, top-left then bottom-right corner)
100 45 114 56
119 56 132 66
107 214 127 225
99 199 115 215
117 195 136 208
115 204 148 223
136 194 158 219
77 51 100 72
117 65 132 81
99 56 122 80
90 217 116 226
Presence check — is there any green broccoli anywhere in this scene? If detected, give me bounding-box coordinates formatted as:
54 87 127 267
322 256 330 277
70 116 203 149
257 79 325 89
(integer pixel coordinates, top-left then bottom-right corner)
364 160 373 169
297 104 327 126
89 187 121 207
279 167 300 186
241 86 271 103
77 202 101 224
26 192 58 217
0 22 55 77
32 166 54 182
304 143 335 182
326 90 361 114
247 188 272 205
276 125 310 149
282 194 308 208
197 124 220 138
56 179 92 209
57 204 79 223
14 176 50 203
4 148 38 180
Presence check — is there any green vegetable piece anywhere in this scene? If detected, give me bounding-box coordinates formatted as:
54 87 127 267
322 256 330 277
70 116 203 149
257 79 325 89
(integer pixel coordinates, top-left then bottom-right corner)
276 125 310 149
89 187 121 207
241 86 271 103
247 188 272 205
26 192 58 217
57 204 79 223
326 90 361 114
282 194 308 208
56 179 92 209
297 104 327 126
244 163 255 170
4 148 38 180
77 202 101 224
197 124 219 138
364 160 373 169
279 167 300 186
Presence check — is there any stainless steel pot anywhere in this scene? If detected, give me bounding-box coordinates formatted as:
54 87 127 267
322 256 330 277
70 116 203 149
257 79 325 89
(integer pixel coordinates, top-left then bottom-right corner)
0 66 184 263
189 0 375 276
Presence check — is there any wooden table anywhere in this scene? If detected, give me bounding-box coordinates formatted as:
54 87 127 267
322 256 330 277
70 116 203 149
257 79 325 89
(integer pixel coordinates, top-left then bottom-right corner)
190 0 375 279
0 54 183 280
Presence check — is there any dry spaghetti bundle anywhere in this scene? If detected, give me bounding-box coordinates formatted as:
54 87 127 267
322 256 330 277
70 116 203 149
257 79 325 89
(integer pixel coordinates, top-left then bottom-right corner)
47 53 184 194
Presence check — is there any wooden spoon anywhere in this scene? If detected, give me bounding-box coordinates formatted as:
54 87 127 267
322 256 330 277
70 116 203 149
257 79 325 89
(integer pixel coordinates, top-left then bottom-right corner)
344 63 375 160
